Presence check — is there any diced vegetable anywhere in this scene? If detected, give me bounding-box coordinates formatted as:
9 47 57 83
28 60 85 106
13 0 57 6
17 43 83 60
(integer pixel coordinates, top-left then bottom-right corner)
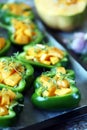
31 66 81 110
18 44 68 68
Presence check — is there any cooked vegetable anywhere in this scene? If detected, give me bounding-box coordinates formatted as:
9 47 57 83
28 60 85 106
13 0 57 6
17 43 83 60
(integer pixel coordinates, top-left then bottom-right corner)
31 67 81 110
0 2 34 23
0 37 11 56
0 88 23 127
0 56 34 92
0 19 43 46
0 37 5 50
18 44 68 68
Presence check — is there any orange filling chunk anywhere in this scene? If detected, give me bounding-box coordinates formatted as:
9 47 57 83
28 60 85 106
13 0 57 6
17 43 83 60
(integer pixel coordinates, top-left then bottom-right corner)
0 37 6 50
0 89 16 116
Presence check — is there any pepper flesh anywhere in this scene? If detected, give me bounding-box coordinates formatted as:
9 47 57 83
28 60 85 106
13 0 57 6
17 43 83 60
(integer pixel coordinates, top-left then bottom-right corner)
31 67 81 110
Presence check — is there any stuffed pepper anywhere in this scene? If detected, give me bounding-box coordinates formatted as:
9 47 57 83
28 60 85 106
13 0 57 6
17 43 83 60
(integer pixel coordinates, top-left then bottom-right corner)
0 56 34 92
0 37 11 56
0 2 34 24
0 19 43 46
18 44 68 68
31 67 81 110
0 88 23 127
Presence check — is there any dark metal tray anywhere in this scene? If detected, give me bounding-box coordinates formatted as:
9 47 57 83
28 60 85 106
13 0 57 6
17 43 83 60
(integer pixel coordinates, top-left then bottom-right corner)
0 1 87 130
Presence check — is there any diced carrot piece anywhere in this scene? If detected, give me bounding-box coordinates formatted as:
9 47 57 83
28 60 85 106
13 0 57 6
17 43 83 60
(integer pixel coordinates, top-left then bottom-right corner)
1 94 10 106
15 33 29 44
0 106 8 116
1 68 16 79
50 56 59 65
55 88 72 96
3 72 22 87
48 86 56 96
0 72 3 83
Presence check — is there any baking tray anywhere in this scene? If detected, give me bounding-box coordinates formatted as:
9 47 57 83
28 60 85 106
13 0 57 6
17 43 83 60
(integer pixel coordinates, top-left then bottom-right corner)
0 23 87 130
0 1 87 130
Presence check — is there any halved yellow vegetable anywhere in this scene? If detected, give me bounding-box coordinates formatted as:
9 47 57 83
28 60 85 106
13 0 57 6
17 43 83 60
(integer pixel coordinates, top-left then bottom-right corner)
34 0 87 31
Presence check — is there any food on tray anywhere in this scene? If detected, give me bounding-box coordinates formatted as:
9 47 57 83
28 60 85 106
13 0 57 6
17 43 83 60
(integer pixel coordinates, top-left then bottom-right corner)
12 19 43 45
0 37 11 56
0 2 34 22
18 44 68 68
0 88 23 127
0 19 43 45
34 0 87 31
0 37 5 50
0 56 34 92
31 66 81 110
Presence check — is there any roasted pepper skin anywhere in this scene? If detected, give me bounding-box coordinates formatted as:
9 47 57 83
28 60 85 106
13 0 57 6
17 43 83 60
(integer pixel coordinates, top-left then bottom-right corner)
18 44 69 69
31 85 81 110
0 89 24 127
0 40 11 56
0 57 34 93
31 67 81 110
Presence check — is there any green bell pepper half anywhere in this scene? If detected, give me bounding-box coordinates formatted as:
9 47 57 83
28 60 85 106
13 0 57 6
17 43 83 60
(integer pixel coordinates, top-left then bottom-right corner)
0 21 43 46
0 2 34 24
0 57 34 93
0 88 24 127
34 67 76 89
31 67 81 110
18 44 69 69
10 29 43 46
31 85 81 110
0 11 34 25
0 39 11 56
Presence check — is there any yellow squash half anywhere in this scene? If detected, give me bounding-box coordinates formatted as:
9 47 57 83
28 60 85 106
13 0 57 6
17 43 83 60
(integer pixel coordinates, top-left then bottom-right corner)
34 0 87 31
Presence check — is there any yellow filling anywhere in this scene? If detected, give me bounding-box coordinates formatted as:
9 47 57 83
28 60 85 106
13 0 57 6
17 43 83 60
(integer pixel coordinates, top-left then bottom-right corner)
2 3 31 16
12 19 36 44
39 67 72 97
0 88 16 116
0 61 25 87
25 44 64 65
